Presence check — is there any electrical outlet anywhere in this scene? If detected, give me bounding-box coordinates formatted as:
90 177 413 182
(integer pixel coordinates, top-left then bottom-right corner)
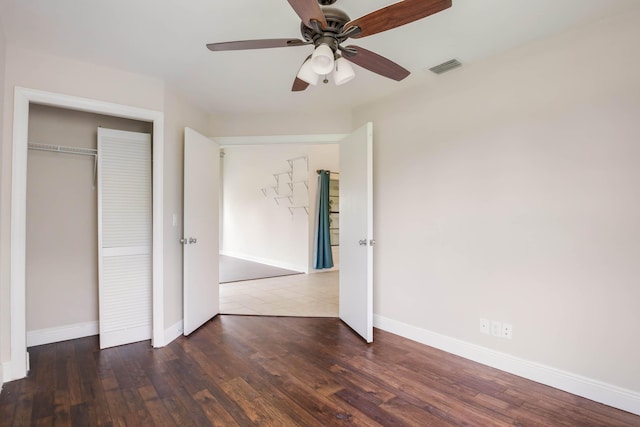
491 320 502 337
502 323 513 339
480 318 490 335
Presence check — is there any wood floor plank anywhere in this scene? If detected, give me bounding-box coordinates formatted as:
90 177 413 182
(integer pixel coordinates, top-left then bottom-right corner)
379 396 456 427
192 389 241 427
1 316 638 426
242 370 332 426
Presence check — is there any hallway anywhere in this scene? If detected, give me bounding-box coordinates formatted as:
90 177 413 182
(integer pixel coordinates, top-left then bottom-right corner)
219 271 338 317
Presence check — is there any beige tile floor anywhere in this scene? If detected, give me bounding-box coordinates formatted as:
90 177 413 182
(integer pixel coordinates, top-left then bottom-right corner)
219 271 339 317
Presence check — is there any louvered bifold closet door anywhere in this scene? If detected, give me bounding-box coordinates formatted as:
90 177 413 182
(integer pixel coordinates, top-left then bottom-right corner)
98 128 152 349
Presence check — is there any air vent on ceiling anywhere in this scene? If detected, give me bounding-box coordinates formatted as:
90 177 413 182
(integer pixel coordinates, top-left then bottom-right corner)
428 59 462 75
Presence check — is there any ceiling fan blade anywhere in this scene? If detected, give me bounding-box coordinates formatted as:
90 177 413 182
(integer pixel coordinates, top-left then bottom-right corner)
292 77 310 92
344 0 451 39
341 45 410 81
292 55 312 92
287 0 327 29
206 38 307 51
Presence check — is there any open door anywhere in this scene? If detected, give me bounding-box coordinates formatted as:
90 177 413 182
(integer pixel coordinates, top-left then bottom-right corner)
183 127 220 335
339 123 374 342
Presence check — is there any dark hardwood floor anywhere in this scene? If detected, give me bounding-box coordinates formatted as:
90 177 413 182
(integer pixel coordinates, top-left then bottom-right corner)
1 316 638 426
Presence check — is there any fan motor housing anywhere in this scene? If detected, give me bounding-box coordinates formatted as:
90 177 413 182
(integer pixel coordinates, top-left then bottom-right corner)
300 7 351 45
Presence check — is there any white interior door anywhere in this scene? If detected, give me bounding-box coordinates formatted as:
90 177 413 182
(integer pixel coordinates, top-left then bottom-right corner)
339 122 374 342
183 127 220 335
98 128 152 349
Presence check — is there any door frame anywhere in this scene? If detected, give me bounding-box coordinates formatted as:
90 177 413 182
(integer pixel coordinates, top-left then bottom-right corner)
8 87 165 381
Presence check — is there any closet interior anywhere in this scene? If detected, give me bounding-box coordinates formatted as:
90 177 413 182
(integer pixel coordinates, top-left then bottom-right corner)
26 104 152 346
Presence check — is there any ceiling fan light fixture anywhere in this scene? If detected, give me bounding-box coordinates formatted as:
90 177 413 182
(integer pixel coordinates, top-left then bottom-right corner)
311 43 335 75
297 57 319 86
333 56 355 86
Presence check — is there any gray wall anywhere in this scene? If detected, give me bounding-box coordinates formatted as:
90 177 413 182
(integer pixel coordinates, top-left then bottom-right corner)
353 7 640 391
26 104 152 333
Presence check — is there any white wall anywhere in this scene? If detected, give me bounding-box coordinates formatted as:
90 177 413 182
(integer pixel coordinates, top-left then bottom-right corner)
211 110 353 137
221 144 338 272
353 6 640 395
26 105 152 335
162 87 210 328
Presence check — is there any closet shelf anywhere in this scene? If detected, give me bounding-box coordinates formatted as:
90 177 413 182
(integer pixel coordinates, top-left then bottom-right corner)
28 142 97 156
28 142 98 189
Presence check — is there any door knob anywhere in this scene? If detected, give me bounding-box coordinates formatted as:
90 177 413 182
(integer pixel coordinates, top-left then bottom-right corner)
180 238 188 245
188 237 197 244
359 239 367 246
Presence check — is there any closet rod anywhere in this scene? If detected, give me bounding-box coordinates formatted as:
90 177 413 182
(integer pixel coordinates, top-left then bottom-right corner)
28 142 98 190
28 142 97 156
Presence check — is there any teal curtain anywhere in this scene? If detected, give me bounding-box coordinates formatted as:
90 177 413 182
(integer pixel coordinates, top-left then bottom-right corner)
314 170 334 269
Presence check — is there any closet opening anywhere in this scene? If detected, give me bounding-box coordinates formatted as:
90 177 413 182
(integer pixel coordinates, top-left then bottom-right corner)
25 104 153 349
9 87 165 381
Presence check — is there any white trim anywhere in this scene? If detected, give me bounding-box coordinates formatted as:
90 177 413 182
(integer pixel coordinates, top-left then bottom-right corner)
10 88 29 381
26 322 99 347
374 314 640 416
8 87 165 382
220 250 307 274
164 319 184 345
213 133 347 147
151 116 165 348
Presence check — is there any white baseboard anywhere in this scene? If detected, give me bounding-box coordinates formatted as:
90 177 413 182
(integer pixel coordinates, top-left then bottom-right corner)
26 321 99 347
374 315 640 416
164 320 184 345
221 250 307 273
2 352 28 384
25 319 183 352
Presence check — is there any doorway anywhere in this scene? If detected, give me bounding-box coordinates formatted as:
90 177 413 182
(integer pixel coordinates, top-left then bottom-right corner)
216 140 340 317
8 87 165 382
214 123 373 342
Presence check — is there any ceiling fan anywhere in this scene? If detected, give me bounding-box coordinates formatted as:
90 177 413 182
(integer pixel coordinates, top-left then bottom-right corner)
206 0 452 91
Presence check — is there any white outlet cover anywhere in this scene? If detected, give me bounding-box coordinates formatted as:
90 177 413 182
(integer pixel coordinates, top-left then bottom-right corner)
480 318 490 335
502 323 513 339
491 320 502 337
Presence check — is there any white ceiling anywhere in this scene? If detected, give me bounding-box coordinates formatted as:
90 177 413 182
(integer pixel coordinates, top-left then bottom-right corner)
0 0 635 114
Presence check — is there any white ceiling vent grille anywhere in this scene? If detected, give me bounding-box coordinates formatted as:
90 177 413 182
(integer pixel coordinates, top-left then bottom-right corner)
429 59 462 74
